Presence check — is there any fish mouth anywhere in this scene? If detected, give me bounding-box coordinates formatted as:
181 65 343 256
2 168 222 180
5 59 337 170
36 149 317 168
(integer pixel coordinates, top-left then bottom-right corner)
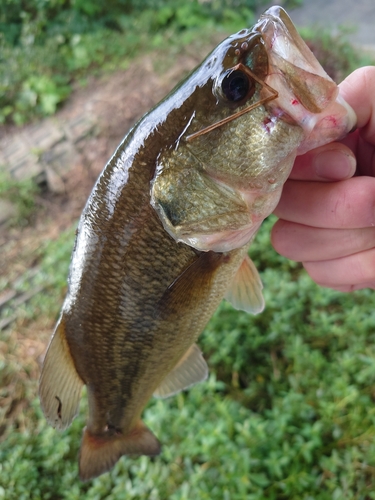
255 6 338 114
254 6 356 152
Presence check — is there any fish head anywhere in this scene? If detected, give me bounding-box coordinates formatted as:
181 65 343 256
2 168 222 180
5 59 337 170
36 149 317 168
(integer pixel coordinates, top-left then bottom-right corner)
151 7 356 252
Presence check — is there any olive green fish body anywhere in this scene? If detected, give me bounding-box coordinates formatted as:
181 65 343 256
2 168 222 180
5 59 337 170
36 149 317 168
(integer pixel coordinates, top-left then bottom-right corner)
64 86 254 428
65 159 246 434
40 84 250 479
39 6 356 481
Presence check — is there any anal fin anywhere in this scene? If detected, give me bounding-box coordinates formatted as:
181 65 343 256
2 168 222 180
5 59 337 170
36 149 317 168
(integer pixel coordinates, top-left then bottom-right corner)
79 421 161 481
225 254 264 314
154 343 208 399
39 316 84 430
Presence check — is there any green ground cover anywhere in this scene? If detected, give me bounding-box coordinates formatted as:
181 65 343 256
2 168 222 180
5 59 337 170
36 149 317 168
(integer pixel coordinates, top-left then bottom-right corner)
0 0 257 125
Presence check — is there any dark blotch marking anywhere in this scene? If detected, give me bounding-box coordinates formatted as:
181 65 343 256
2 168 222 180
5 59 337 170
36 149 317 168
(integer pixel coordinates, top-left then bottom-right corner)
55 396 62 419
105 422 122 436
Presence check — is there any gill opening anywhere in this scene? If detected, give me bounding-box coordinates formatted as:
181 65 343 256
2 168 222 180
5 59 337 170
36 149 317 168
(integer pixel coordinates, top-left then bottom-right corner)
185 63 278 142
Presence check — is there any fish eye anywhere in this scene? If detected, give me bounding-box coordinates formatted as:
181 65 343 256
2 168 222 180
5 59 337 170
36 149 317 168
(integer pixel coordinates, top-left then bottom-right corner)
221 70 252 102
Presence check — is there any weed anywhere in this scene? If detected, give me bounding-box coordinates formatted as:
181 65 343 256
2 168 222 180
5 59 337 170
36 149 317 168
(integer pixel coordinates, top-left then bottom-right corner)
0 171 40 226
0 0 262 125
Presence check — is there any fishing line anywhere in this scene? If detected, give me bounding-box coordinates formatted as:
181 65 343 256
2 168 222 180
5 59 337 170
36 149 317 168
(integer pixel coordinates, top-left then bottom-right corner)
186 63 278 142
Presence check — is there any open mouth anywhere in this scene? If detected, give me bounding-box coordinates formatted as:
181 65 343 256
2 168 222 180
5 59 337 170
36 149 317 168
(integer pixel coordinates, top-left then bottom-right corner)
254 6 356 152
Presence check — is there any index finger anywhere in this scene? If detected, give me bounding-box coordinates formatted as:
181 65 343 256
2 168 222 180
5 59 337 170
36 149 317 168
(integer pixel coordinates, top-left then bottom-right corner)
339 66 375 176
339 66 375 140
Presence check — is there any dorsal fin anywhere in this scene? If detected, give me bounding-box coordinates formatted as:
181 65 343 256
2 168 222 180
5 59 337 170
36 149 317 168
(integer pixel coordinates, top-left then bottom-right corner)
39 317 84 430
154 343 208 399
225 254 264 314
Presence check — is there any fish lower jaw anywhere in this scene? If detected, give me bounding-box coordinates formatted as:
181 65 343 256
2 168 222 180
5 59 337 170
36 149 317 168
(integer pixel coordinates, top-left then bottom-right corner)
265 78 357 155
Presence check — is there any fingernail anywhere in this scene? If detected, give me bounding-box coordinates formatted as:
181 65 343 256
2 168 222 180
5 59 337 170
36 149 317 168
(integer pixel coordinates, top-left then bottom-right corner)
313 149 356 180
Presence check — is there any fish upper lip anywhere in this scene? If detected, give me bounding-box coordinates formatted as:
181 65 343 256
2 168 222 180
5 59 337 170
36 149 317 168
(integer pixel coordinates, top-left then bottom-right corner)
256 6 330 81
253 5 356 149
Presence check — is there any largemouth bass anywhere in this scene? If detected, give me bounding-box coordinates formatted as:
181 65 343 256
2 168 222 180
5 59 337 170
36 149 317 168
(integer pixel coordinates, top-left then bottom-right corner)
39 6 356 481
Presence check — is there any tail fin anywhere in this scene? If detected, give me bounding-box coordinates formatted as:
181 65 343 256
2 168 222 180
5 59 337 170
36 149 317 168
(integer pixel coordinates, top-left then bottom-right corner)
79 421 161 481
39 316 84 429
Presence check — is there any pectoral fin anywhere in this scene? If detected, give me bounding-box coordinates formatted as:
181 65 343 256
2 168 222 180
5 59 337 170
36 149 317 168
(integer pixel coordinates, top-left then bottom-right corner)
39 317 84 430
154 343 208 399
225 254 264 314
155 250 225 320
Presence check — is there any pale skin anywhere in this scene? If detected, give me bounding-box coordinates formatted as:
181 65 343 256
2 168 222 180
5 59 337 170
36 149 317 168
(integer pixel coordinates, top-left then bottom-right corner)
271 66 375 292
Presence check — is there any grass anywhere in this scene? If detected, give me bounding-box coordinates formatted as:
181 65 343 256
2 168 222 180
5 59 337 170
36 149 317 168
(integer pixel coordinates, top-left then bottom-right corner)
2 218 375 498
2 0 373 125
0 0 257 125
0 171 40 226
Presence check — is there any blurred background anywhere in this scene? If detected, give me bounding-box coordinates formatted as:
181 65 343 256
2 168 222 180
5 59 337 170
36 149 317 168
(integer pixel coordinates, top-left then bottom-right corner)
286 0 375 48
1 1 375 498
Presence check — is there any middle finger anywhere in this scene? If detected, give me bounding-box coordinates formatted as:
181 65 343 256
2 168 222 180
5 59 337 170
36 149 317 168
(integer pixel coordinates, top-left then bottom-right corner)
274 176 375 229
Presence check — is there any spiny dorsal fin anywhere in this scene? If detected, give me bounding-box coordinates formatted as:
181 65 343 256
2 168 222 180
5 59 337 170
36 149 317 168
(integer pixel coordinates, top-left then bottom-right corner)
79 421 161 481
39 317 84 430
154 343 208 399
225 254 264 314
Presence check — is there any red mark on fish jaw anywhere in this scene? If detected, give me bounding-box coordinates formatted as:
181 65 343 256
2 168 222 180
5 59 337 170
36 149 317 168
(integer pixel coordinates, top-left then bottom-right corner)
326 116 338 127
263 117 274 133
291 99 299 105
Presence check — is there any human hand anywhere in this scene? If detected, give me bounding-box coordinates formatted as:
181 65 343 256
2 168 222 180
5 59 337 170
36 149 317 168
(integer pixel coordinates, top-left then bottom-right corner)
271 66 375 292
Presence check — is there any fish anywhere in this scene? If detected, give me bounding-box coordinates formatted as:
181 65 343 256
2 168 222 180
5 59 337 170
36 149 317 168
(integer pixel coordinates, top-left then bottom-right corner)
39 6 356 481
